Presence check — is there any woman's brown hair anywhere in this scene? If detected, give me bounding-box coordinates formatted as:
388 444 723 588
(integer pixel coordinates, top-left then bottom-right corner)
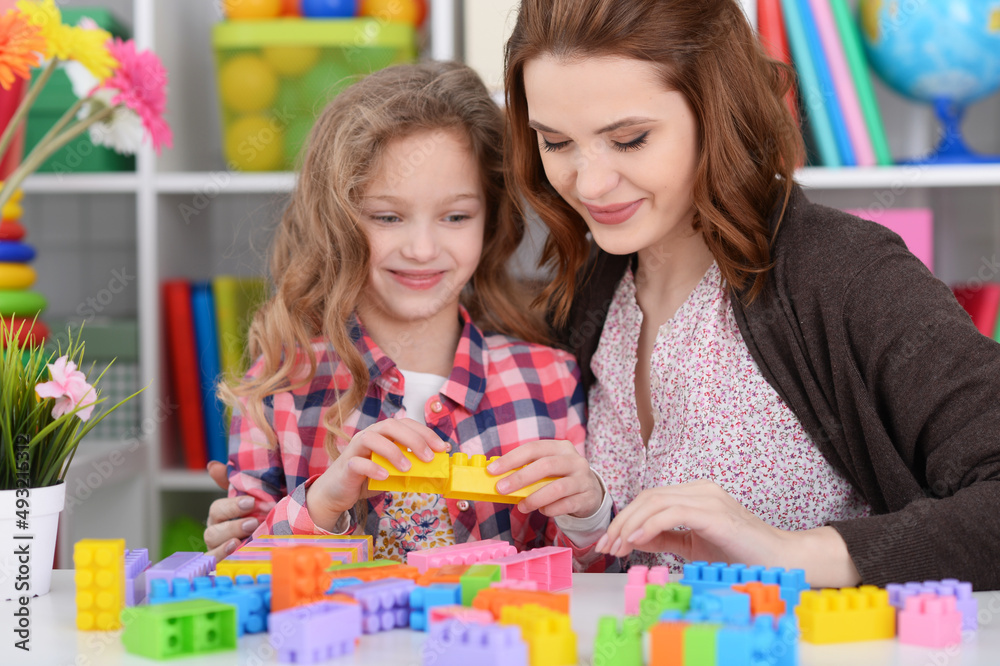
504 0 804 324
219 61 548 456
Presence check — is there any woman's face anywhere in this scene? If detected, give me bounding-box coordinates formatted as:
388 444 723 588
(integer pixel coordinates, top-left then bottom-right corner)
523 55 700 256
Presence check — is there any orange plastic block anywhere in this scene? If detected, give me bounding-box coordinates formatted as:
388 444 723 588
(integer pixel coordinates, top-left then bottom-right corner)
368 443 450 493
330 564 421 582
796 586 895 644
75 538 126 631
272 546 333 612
215 559 271 579
649 621 687 666
415 564 471 586
444 452 557 504
500 603 577 666
472 587 570 618
733 581 786 616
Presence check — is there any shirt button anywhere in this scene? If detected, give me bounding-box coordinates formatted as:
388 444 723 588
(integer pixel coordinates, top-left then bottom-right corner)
456 500 471 511
430 400 443 413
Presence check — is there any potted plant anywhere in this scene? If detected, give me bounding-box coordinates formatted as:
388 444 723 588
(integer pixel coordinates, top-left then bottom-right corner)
0 319 143 600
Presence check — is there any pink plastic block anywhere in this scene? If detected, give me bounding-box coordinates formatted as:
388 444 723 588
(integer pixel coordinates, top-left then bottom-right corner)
625 565 670 614
407 539 516 574
428 605 495 627
899 594 962 648
490 579 539 591
488 546 572 591
846 208 933 272
887 579 977 631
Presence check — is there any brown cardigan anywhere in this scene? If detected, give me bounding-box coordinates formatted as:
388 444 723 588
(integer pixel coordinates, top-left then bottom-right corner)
556 185 1000 589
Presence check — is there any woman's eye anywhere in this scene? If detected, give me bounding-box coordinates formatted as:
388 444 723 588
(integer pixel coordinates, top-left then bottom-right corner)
612 131 649 153
445 214 470 223
542 137 570 153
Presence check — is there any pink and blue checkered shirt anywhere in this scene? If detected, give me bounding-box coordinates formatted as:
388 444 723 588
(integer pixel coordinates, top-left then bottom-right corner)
227 308 619 572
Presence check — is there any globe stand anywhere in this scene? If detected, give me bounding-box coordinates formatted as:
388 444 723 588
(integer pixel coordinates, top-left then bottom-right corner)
901 99 1000 165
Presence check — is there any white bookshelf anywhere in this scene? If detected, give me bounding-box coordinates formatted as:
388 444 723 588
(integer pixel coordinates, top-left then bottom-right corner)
23 0 1000 559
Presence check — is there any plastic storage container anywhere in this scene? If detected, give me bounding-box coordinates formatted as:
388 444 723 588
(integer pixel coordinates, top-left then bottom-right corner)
212 19 418 171
24 9 135 173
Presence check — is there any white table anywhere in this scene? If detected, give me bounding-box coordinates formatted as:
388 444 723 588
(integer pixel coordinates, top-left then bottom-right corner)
2 571 1000 665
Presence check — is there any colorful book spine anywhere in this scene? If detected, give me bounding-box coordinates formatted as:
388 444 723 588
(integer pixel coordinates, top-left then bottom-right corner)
845 208 933 272
212 275 268 382
953 284 1000 338
829 0 892 165
809 0 875 166
795 0 855 166
191 282 228 464
758 0 799 125
162 280 207 470
779 0 840 166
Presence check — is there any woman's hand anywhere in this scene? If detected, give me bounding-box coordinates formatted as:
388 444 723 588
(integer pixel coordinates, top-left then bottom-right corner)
306 418 450 531
486 440 604 519
596 479 861 588
203 461 258 561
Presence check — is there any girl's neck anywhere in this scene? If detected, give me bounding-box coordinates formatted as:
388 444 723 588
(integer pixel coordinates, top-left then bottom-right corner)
359 304 463 377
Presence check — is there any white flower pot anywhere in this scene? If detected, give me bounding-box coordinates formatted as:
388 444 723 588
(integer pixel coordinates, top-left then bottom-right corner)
0 482 65 601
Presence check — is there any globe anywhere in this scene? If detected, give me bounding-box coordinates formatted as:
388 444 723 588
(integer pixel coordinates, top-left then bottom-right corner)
859 0 1000 163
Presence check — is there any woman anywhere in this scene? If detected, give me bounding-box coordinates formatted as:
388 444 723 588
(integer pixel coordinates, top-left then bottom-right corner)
503 0 1000 589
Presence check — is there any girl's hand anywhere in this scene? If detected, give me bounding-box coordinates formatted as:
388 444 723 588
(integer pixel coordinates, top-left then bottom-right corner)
596 479 861 588
204 460 257 561
306 418 450 530
486 440 604 519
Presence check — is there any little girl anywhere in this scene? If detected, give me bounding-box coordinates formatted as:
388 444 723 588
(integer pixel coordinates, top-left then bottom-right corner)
215 62 616 571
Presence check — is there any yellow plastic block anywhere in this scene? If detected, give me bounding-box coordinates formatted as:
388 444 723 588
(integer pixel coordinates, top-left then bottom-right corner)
368 443 450 493
500 603 576 666
215 559 272 579
795 586 896 644
74 538 126 631
444 453 557 504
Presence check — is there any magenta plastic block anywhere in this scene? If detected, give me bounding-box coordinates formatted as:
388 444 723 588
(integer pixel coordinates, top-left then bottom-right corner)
680 561 808 608
898 594 962 648
423 619 528 666
625 565 670 614
144 552 216 598
407 539 516 573
124 548 150 606
410 584 462 631
269 600 362 663
487 546 572 591
428 605 495 627
887 579 977 631
337 578 416 634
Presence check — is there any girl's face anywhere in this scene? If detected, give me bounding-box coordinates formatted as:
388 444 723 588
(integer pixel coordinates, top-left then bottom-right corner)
359 129 486 328
523 55 700 256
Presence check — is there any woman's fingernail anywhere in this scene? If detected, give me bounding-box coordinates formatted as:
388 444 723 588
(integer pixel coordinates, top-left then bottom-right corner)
495 480 509 494
225 540 237 554
611 537 623 555
626 529 645 544
238 497 254 510
595 535 609 552
241 518 258 532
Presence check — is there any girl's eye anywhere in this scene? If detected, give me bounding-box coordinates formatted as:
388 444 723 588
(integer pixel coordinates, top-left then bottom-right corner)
612 131 650 153
541 137 570 153
371 214 401 224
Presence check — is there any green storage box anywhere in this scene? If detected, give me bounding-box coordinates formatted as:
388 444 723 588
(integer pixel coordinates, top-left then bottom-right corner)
24 9 134 174
212 19 417 171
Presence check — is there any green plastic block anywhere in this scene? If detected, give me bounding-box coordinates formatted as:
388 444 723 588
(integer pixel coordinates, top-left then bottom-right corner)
639 583 693 630
593 615 642 666
460 564 501 607
121 599 237 660
684 623 720 666
327 559 398 571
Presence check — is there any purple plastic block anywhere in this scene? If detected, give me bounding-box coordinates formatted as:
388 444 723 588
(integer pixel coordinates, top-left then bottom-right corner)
338 578 416 634
269 600 362 664
124 548 150 606
424 619 528 666
144 552 216 598
487 546 573 591
887 579 977 631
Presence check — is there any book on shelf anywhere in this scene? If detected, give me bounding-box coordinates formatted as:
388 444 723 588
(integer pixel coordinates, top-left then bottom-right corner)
191 282 228 465
162 280 208 471
758 0 799 125
213 275 269 383
952 284 1000 338
846 208 933 272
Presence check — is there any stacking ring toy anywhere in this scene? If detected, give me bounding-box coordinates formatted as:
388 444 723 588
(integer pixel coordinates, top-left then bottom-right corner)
0 290 46 317
0 222 25 241
0 242 35 263
0 316 49 346
0 263 35 289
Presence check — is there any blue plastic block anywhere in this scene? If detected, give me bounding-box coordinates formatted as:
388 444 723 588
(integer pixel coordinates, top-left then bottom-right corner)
410 584 462 631
716 614 800 666
681 561 808 609
424 619 528 666
692 589 752 626
190 585 269 636
327 577 364 594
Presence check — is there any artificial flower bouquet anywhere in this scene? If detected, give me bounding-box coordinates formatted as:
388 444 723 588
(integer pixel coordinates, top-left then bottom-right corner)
0 0 172 209
0 318 142 490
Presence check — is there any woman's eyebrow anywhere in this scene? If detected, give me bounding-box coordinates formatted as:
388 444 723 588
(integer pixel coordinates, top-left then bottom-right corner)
528 116 655 135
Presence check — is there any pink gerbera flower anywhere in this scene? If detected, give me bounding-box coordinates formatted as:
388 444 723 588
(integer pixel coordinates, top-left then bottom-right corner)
99 37 172 154
35 356 97 421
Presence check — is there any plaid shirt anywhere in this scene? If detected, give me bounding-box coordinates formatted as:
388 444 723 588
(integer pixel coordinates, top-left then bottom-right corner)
228 307 620 572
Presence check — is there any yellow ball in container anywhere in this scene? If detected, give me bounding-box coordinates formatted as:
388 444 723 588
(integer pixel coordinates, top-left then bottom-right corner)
262 45 321 77
360 0 425 26
223 0 283 20
219 54 279 113
225 115 287 171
